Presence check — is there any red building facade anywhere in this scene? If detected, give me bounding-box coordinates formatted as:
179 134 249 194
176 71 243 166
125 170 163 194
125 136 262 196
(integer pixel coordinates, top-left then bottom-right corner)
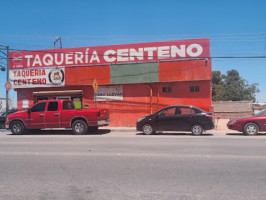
9 38 212 127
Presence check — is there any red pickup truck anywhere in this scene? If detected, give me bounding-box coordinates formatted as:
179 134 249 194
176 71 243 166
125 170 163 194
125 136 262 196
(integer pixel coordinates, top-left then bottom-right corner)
5 100 109 135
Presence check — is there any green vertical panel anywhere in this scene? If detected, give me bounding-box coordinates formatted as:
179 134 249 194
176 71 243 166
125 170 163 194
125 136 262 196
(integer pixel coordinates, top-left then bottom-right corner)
111 62 159 84
73 101 81 109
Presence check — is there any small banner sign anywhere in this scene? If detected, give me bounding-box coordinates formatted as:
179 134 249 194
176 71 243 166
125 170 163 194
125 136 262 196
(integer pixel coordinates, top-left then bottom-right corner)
96 85 123 101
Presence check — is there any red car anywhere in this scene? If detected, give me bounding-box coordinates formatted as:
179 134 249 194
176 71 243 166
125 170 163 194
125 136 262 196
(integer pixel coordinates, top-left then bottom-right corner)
227 109 266 135
5 100 109 135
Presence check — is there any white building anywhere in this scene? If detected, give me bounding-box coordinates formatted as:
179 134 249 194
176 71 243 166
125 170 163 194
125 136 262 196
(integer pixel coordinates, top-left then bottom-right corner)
0 98 13 112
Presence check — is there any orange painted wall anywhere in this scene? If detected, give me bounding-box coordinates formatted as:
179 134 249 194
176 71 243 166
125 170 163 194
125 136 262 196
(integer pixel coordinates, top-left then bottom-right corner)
16 79 211 127
159 59 212 82
95 81 211 127
65 65 110 85
157 81 211 111
16 58 212 127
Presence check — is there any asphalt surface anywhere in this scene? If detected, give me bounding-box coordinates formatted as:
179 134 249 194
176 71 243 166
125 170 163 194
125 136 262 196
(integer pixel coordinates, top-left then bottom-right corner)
1 129 266 200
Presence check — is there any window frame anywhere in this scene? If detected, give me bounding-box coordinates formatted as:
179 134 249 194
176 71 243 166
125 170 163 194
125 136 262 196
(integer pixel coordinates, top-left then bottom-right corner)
190 86 200 92
162 87 172 93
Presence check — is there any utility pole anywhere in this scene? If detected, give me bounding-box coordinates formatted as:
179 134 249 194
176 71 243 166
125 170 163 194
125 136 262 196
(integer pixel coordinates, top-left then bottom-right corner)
54 37 62 49
0 45 9 120
6 46 9 120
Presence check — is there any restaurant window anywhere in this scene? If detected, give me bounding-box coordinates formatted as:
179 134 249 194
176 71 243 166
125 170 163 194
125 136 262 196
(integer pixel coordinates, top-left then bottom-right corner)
162 87 172 93
190 86 200 92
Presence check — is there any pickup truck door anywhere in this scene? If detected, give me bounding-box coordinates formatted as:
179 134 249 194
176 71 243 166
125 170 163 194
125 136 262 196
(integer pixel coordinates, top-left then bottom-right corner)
27 102 46 129
60 101 76 127
45 101 60 128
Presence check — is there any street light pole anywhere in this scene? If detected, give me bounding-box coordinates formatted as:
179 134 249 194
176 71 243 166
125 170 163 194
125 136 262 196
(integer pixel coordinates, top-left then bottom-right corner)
0 45 9 119
6 46 9 119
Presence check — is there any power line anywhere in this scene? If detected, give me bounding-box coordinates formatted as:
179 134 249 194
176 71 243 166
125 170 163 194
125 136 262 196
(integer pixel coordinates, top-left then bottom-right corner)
0 32 265 39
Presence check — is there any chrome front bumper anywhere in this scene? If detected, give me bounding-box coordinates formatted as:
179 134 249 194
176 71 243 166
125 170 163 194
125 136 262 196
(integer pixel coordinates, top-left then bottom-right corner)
5 124 9 129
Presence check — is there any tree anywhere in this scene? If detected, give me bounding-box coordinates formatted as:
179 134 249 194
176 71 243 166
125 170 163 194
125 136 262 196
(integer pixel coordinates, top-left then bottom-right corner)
211 69 260 102
212 71 226 101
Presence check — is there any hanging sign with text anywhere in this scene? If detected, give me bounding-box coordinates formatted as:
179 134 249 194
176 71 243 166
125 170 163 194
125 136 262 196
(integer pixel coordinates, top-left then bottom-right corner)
9 67 65 88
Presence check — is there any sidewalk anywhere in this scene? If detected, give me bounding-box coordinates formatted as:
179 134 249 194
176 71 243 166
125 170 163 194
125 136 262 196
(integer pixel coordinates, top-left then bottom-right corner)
108 127 136 132
107 119 238 134
0 119 239 135
212 118 239 134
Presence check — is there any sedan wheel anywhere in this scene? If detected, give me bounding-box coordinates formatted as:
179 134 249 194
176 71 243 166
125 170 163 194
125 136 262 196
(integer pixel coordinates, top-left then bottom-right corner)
191 124 203 135
244 123 258 135
142 124 154 135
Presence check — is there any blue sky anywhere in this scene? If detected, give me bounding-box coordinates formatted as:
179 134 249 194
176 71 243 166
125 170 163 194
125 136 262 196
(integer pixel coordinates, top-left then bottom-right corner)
0 0 266 107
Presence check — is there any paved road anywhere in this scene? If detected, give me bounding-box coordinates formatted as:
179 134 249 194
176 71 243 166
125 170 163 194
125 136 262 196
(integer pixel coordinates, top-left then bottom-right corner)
1 129 266 200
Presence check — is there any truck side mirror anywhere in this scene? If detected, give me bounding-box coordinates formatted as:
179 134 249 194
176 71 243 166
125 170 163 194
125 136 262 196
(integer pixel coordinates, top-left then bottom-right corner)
27 109 31 114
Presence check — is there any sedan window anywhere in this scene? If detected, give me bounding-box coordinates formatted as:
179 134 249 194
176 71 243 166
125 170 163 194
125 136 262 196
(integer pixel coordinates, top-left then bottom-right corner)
254 109 266 117
180 107 195 115
161 107 176 117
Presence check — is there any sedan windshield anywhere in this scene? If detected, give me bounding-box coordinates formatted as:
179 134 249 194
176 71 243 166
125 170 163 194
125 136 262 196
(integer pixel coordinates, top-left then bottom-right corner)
254 109 266 117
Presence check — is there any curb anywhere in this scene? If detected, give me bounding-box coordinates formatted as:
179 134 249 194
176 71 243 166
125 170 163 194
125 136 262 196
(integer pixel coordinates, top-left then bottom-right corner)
108 127 136 132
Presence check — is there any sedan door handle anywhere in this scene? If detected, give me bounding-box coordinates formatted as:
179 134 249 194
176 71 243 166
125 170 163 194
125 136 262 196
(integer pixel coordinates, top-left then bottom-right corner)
54 113 59 116
39 114 44 117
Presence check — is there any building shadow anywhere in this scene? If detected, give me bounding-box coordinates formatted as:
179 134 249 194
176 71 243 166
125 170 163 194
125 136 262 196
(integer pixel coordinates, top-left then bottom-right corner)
226 132 266 136
8 129 111 135
136 132 213 136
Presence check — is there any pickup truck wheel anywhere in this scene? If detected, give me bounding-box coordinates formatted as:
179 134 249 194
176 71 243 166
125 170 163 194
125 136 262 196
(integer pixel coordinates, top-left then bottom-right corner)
0 122 5 129
244 123 258 135
191 124 203 136
142 124 154 135
72 120 88 135
10 121 25 135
